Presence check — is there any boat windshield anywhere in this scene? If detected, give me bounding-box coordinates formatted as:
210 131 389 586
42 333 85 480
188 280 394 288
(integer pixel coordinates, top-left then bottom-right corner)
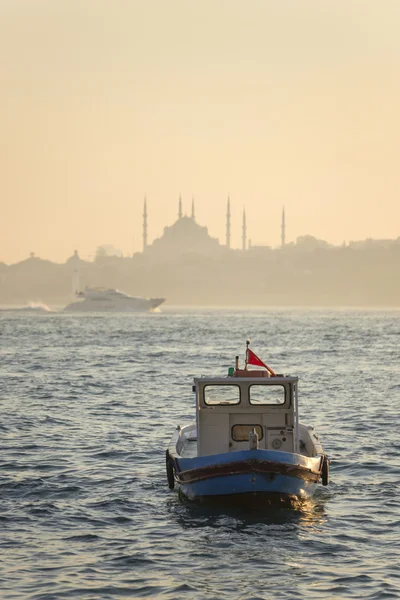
204 384 240 405
249 384 285 405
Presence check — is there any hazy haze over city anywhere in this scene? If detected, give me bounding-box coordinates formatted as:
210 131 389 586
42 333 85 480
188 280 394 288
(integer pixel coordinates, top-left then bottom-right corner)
1 0 400 263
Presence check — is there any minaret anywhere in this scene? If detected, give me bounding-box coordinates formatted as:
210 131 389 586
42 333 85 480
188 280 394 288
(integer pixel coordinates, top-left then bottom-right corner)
226 197 231 249
143 197 148 252
191 197 195 220
178 195 183 219
281 206 286 247
242 208 247 251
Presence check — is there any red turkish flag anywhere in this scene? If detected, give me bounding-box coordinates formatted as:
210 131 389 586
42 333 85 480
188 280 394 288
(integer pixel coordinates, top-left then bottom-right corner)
247 348 277 377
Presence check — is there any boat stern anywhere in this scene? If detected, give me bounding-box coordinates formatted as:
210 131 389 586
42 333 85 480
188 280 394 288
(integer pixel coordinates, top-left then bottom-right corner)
170 448 323 503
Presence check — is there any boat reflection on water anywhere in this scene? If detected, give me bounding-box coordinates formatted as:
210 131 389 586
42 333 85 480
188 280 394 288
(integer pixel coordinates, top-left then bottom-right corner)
168 489 329 531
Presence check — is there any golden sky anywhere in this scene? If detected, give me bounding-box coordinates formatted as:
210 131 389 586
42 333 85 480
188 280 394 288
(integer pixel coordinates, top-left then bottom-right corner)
1 0 399 263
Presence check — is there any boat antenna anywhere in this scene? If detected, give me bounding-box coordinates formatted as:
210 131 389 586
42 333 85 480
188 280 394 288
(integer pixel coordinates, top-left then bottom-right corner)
245 338 251 370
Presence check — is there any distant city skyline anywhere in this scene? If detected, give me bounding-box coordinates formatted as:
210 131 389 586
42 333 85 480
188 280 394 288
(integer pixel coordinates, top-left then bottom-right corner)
1 1 400 263
2 195 399 264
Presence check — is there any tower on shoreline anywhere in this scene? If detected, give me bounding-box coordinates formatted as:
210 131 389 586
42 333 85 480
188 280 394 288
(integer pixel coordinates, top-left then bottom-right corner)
281 206 286 247
191 197 195 220
226 197 231 249
143 197 148 252
72 250 80 295
242 208 247 251
178 195 183 219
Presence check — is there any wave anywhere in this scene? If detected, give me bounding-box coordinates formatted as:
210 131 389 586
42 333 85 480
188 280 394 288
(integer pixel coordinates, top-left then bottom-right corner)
0 302 54 313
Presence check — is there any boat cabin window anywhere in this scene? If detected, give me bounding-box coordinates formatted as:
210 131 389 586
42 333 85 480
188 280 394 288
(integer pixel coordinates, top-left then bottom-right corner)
249 384 285 405
204 385 240 406
232 424 263 441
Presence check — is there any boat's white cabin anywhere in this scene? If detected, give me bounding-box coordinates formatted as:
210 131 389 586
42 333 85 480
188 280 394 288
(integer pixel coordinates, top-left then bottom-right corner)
194 372 300 457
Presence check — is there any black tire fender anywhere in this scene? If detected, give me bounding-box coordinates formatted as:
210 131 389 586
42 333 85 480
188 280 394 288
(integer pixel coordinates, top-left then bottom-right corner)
321 455 329 487
166 450 175 489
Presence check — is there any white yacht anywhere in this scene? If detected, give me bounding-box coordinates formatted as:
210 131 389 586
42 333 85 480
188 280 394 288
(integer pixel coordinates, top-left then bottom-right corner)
63 251 165 312
64 287 165 312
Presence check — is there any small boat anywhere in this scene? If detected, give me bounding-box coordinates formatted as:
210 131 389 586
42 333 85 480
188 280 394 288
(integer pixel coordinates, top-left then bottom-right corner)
166 342 329 505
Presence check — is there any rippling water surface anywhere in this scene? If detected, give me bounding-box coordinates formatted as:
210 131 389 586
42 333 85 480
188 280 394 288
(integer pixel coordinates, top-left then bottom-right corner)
1 307 399 599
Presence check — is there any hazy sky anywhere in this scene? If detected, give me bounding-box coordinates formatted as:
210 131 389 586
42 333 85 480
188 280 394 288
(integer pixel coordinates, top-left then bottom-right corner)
1 0 400 263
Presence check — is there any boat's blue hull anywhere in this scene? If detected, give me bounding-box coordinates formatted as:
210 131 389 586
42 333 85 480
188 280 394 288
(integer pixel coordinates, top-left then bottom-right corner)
180 472 316 501
172 449 322 503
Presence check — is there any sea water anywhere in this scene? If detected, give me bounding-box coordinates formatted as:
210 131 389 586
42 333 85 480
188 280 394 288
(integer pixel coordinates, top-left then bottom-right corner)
0 307 399 599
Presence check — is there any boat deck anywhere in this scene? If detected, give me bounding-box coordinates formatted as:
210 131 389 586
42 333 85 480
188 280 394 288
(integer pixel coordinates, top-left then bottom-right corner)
180 439 312 459
181 439 198 458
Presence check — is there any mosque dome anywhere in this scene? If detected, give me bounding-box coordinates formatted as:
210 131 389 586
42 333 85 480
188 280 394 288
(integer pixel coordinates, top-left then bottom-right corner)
146 215 221 258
